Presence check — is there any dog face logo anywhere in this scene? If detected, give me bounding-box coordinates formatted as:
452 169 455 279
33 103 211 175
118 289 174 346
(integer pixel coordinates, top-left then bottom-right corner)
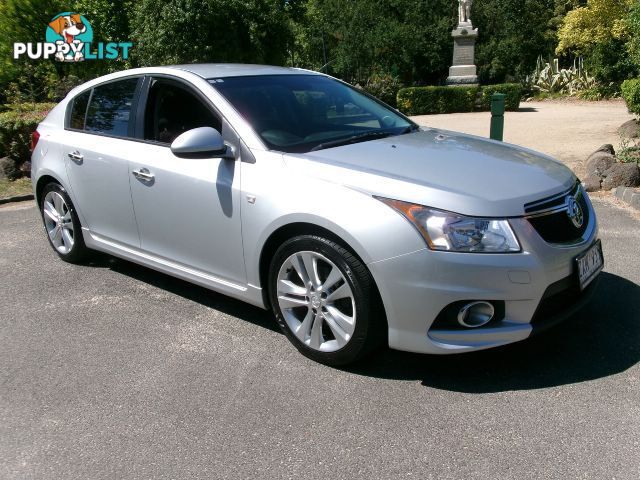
45 12 93 62
49 14 86 44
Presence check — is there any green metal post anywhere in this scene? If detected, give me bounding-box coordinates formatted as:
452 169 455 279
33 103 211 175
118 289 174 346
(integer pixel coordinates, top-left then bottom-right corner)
490 93 506 141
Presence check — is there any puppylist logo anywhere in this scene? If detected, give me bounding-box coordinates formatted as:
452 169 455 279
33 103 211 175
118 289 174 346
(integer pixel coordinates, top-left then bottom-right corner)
13 12 132 62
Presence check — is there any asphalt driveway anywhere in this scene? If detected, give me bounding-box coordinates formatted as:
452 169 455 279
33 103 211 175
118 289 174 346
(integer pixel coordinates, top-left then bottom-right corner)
1 198 639 479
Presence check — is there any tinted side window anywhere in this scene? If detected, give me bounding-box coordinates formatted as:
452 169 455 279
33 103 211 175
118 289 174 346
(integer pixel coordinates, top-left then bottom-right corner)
69 90 91 130
85 78 139 137
144 79 222 144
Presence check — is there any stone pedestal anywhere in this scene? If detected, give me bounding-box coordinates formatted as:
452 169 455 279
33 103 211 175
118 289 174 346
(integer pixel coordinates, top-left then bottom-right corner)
446 25 478 86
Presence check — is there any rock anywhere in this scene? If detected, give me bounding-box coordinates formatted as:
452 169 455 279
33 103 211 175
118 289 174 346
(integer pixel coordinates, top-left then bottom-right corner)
614 186 627 199
618 119 640 140
623 187 637 204
591 144 615 156
614 187 640 210
19 161 31 177
601 163 640 190
584 151 616 177
0 157 18 180
582 173 602 192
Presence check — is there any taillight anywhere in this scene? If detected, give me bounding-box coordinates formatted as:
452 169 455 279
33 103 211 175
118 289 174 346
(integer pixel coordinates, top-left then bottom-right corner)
31 129 40 152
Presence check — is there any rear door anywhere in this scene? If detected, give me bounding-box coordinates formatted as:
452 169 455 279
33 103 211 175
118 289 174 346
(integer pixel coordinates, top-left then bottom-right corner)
64 77 142 247
128 77 246 284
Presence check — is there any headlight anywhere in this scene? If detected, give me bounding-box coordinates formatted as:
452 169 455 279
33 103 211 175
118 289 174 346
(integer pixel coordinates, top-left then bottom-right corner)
377 198 520 253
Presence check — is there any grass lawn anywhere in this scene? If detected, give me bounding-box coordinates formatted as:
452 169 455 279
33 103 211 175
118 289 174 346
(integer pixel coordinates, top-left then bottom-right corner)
0 177 33 200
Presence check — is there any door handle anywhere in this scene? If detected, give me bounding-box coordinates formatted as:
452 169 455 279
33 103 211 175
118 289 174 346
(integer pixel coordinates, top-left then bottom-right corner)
68 151 83 163
132 167 155 182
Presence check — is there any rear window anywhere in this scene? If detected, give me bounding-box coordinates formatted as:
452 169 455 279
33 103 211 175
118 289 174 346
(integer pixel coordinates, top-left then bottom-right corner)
85 78 139 137
69 90 90 130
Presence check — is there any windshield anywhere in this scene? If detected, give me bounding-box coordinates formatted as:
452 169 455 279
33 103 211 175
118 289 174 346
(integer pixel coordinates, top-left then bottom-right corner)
209 74 415 153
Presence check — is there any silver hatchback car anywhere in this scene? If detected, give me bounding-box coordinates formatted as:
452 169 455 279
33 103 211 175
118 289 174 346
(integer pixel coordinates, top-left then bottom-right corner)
32 64 603 365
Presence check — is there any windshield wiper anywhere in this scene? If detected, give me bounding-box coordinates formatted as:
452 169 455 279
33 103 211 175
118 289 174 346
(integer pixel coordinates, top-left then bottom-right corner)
402 124 421 134
310 131 394 152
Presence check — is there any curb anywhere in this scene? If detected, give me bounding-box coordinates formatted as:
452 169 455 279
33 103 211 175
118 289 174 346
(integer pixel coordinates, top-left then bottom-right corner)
614 186 640 211
0 194 34 205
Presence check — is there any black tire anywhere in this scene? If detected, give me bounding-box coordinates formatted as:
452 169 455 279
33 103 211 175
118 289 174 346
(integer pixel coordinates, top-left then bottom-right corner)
40 182 89 263
268 235 385 366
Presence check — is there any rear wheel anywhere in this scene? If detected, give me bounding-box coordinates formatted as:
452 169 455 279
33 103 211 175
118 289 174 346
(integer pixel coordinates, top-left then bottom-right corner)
40 182 89 263
268 235 384 366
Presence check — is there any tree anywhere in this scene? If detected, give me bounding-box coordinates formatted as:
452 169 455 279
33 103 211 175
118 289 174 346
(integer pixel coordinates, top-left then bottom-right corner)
131 0 292 66
0 0 72 102
0 0 134 101
556 0 636 88
627 0 640 69
72 0 135 76
291 0 456 85
556 0 631 54
473 0 559 84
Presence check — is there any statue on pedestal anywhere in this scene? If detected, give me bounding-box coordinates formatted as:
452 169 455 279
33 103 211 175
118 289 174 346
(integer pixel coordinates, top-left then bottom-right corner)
459 0 473 26
446 0 478 85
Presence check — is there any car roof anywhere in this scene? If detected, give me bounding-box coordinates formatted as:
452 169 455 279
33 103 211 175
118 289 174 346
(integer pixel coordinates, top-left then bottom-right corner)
167 63 319 79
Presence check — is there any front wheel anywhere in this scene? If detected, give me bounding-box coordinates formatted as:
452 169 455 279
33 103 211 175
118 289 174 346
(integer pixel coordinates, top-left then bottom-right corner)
268 235 384 366
40 182 89 263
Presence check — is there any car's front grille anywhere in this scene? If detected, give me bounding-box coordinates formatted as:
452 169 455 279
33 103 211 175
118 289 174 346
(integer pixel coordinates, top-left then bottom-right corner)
525 182 590 244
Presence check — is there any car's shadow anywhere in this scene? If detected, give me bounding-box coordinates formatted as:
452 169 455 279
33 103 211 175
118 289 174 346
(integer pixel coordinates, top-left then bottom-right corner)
85 254 639 393
84 253 278 333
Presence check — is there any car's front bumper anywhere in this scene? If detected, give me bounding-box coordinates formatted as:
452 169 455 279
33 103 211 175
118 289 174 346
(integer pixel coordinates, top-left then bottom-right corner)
367 213 600 355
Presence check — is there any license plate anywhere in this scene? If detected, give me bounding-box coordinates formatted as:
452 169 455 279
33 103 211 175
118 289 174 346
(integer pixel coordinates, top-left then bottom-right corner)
575 240 603 290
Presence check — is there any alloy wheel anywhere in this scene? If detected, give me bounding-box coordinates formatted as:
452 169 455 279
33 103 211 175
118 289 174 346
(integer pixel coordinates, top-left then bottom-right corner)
43 191 75 254
276 251 356 352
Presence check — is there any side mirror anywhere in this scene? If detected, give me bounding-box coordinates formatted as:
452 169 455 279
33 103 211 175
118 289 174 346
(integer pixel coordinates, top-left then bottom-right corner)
170 127 234 159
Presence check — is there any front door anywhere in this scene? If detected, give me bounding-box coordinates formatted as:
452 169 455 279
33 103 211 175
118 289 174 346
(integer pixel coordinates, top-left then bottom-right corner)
128 78 246 285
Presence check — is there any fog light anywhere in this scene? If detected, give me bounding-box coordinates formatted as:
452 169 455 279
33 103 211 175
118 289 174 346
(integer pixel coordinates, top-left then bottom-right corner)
457 301 495 328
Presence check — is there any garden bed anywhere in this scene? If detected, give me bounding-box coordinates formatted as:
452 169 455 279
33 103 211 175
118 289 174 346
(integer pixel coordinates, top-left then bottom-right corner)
0 177 32 200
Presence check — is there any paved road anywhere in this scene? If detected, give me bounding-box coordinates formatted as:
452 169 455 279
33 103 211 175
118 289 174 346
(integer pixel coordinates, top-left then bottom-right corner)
412 99 634 176
1 199 639 479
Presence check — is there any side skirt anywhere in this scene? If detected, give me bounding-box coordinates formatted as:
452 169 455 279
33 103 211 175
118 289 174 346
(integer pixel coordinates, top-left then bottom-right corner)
83 228 266 309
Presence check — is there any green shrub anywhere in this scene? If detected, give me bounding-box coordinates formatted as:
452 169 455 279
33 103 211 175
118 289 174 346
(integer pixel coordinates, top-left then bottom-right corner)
621 79 640 116
0 103 53 180
479 83 522 111
524 56 598 98
396 86 478 115
585 40 638 90
576 84 620 101
52 76 84 102
364 72 403 107
626 0 640 72
5 102 57 113
396 83 522 115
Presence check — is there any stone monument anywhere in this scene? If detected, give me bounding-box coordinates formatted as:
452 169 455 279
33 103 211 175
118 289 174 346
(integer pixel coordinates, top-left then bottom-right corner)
446 0 478 85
